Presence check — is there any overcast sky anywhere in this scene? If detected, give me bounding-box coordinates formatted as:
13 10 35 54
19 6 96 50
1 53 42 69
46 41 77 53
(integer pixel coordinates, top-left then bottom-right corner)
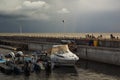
0 0 120 33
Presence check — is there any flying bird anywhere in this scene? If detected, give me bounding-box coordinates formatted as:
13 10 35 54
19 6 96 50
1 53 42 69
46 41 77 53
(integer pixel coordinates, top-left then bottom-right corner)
62 20 64 23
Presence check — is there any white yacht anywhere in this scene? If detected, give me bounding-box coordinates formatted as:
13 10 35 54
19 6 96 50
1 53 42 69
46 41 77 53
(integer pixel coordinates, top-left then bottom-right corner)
49 45 79 66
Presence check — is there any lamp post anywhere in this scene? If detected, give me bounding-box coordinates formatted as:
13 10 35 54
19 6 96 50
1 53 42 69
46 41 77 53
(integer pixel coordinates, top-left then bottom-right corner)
19 25 22 34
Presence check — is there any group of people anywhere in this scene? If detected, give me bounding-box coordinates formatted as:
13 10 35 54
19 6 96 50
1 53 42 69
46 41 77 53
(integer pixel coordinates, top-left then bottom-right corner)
85 34 119 40
85 34 96 39
85 34 104 39
110 34 119 40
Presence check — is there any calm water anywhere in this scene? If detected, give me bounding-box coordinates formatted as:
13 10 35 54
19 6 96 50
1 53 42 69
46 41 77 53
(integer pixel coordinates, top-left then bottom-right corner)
1 59 120 80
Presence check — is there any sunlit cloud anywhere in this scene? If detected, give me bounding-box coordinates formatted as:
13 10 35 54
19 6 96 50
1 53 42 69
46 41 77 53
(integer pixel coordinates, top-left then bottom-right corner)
17 1 49 10
57 8 70 14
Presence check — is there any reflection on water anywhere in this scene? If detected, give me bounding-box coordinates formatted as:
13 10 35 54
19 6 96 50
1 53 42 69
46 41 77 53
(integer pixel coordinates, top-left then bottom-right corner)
1 59 120 80
78 59 120 77
0 66 78 80
51 66 78 80
77 59 120 80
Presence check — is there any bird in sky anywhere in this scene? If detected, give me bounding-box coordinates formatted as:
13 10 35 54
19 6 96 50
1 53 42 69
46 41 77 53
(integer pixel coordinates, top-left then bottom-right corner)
62 20 64 23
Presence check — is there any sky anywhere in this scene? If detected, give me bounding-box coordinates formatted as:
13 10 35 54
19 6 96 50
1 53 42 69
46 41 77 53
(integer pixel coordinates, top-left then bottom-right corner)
0 0 120 33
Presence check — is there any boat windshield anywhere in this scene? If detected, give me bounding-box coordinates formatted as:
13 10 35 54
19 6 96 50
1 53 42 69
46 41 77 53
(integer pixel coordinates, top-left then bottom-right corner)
51 45 68 54
54 50 68 54
59 50 68 54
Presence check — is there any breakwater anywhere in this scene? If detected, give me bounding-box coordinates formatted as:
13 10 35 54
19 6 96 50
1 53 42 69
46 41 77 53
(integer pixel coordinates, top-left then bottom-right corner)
0 34 120 48
77 45 120 66
0 33 120 66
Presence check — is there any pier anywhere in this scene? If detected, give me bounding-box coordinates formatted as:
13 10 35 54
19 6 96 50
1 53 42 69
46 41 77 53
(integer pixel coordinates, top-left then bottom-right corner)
0 33 120 66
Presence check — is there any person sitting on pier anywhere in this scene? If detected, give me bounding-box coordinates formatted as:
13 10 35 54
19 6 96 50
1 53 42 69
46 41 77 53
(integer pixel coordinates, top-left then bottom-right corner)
117 37 119 40
85 34 96 39
97 35 103 39
110 34 115 39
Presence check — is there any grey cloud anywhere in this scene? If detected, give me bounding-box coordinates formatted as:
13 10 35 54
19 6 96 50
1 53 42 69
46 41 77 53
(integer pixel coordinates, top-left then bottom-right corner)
0 13 27 19
0 0 120 33
0 0 50 20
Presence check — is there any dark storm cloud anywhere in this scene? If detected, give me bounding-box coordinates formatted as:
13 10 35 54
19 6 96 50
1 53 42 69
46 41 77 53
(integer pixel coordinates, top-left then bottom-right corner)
0 13 27 19
75 11 120 32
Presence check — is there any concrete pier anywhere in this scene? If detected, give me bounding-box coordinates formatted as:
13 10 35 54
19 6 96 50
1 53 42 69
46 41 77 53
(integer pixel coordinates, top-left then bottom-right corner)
77 45 120 66
0 33 120 48
0 33 120 66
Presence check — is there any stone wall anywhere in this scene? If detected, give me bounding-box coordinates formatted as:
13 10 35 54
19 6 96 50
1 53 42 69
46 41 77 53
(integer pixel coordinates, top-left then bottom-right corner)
77 45 120 66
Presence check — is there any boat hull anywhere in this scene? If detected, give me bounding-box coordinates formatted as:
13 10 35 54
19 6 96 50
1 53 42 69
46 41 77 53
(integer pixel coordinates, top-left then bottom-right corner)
52 59 77 66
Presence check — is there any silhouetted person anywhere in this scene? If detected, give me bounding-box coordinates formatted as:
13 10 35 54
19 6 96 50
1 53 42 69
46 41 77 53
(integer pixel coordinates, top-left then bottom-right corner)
45 61 51 77
117 37 119 40
110 34 115 39
24 62 30 76
34 61 41 73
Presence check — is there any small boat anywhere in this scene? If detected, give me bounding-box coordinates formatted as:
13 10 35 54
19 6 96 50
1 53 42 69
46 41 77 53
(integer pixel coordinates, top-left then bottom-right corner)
0 59 6 64
0 53 6 63
49 45 79 66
